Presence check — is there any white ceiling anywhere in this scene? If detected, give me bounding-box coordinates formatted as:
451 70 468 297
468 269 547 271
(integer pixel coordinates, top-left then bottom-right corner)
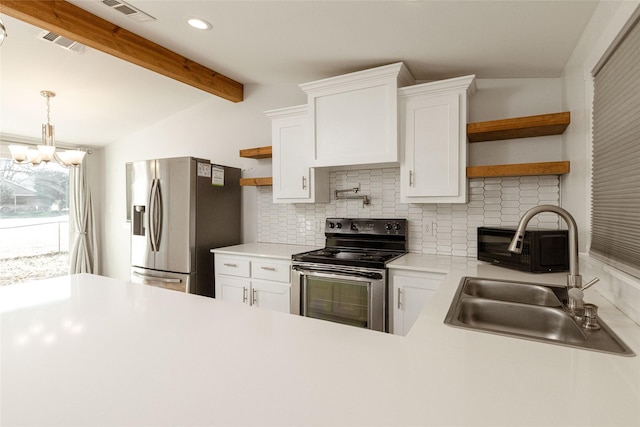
0 0 599 147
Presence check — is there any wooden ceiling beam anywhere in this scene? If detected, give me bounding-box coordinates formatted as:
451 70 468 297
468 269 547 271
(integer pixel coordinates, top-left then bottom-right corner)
0 0 243 102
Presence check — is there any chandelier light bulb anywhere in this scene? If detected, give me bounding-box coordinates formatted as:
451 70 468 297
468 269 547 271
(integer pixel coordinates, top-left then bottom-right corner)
8 145 28 162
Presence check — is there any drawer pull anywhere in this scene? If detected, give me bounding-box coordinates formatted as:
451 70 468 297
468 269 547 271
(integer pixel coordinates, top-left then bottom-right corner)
260 266 277 271
397 288 402 309
223 263 238 268
242 287 248 303
252 288 257 305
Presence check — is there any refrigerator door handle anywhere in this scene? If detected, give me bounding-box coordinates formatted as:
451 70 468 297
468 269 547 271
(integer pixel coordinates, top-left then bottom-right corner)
149 178 163 252
132 271 182 284
148 179 158 252
153 179 163 250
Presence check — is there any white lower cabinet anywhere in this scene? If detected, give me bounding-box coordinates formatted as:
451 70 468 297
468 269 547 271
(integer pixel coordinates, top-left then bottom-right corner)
215 255 291 314
390 269 445 336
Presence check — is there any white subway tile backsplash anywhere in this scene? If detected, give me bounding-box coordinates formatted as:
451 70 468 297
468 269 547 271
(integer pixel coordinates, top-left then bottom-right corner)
256 169 561 257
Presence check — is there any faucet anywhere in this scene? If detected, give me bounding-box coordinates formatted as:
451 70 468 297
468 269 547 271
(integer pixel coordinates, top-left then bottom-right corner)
508 205 598 316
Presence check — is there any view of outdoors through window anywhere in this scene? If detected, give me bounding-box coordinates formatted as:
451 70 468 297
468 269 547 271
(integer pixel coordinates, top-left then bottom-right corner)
0 157 70 286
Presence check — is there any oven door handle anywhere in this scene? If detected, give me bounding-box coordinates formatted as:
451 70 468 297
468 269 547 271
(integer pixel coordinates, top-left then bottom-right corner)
291 265 383 281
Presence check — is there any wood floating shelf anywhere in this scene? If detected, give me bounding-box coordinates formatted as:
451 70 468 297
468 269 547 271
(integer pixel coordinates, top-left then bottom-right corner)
467 112 570 143
239 146 272 159
239 177 273 187
466 161 570 178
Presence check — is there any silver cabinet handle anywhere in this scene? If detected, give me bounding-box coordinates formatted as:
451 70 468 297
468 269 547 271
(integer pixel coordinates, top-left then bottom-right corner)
224 263 238 267
261 266 276 271
242 287 248 303
409 170 414 187
252 288 257 305
302 176 307 189
397 288 402 309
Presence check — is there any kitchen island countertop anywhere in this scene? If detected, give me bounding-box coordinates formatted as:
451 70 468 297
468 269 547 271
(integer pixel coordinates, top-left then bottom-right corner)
1 257 639 426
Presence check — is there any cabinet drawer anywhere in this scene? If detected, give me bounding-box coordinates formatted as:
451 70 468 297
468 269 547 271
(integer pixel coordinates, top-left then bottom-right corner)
251 260 291 283
215 256 250 278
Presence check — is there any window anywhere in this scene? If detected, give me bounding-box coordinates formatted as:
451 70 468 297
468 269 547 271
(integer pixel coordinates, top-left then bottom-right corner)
590 14 640 278
0 156 70 285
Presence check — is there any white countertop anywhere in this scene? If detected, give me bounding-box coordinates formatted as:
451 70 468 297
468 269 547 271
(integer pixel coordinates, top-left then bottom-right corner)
2 261 639 426
210 242 320 260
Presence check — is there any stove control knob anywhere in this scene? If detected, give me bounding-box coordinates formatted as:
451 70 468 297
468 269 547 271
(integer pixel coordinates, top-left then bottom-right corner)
385 223 393 231
336 223 342 229
394 223 402 231
328 222 335 229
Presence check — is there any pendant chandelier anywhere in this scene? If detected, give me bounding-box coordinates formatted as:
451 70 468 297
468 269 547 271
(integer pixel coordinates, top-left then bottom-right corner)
9 91 86 167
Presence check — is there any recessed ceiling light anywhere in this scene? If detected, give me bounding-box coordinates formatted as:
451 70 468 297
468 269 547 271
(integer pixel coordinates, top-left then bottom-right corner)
187 17 212 30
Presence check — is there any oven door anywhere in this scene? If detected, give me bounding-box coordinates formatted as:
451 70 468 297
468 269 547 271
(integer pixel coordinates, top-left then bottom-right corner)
291 264 386 332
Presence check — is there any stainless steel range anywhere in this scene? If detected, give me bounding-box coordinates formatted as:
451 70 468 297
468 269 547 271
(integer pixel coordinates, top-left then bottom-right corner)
291 218 408 332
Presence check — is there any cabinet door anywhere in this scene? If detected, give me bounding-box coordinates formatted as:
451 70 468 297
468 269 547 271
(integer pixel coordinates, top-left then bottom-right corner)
401 92 461 201
391 273 443 336
216 275 250 306
313 84 397 167
399 75 475 204
250 281 291 313
300 62 410 168
268 105 329 204
272 114 310 200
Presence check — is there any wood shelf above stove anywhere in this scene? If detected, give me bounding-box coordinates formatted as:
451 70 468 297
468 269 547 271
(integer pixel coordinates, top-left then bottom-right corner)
466 161 570 178
467 112 570 143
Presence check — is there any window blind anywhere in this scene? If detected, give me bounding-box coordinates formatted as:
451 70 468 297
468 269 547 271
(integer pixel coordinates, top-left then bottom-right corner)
591 15 640 278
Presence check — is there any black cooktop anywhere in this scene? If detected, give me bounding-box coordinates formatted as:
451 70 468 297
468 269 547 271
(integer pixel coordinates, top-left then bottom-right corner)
292 218 408 269
292 248 405 269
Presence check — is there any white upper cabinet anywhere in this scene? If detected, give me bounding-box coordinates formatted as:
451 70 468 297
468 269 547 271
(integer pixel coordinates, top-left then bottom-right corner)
265 105 329 204
399 75 476 204
300 62 415 168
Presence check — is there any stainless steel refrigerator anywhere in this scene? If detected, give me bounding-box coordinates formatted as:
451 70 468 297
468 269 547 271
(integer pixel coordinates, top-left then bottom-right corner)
129 157 240 297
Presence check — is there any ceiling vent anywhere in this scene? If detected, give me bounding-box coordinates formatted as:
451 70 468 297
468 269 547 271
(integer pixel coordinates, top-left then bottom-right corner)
101 0 156 23
38 31 85 53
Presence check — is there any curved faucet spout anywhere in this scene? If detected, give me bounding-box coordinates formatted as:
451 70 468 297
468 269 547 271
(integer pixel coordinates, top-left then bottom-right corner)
508 205 581 289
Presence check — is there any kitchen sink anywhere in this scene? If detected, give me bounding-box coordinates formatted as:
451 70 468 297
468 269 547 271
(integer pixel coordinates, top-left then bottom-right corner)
444 277 635 356
457 299 587 344
462 278 564 307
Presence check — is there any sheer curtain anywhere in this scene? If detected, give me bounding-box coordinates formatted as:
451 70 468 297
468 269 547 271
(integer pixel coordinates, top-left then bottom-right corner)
69 163 98 274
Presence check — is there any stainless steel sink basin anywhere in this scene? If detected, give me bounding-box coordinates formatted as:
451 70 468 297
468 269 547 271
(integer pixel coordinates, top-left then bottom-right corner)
444 277 635 356
457 299 587 344
462 278 564 307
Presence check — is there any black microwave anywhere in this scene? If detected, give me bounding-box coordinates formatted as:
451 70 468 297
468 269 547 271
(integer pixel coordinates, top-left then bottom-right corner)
477 226 569 273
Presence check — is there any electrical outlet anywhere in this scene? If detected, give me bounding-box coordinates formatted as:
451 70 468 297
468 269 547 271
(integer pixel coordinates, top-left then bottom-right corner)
423 221 436 236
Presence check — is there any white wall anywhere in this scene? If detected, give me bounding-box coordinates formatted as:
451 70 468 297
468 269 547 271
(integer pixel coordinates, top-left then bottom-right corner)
469 78 563 166
101 84 306 280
